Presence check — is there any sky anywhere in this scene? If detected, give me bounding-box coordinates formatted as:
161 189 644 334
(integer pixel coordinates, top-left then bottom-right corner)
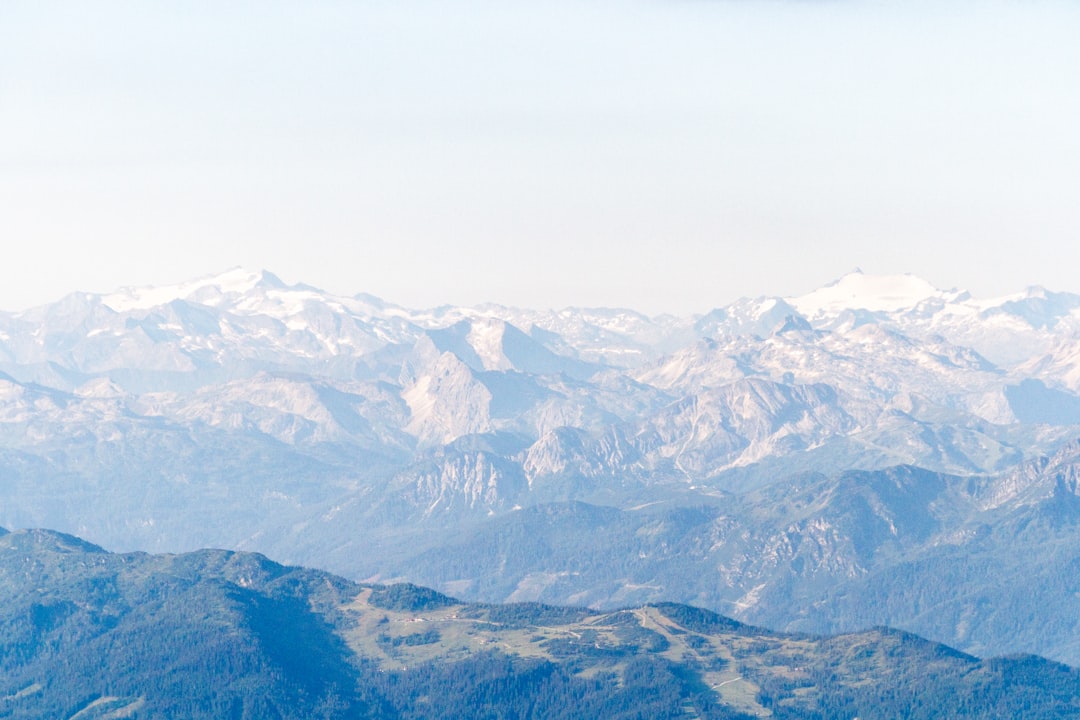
1 0 1078 314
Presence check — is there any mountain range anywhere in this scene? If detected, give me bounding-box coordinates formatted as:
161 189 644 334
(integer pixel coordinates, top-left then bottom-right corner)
3 269 1080 664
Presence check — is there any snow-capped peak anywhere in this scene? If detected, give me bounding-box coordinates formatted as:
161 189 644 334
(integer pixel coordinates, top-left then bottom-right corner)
789 270 952 317
101 268 283 312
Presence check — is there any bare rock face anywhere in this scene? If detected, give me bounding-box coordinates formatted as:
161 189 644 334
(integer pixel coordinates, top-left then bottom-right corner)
403 347 494 446
400 450 528 516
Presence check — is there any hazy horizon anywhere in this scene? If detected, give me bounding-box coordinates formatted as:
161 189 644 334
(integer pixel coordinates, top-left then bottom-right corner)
2 0 1078 313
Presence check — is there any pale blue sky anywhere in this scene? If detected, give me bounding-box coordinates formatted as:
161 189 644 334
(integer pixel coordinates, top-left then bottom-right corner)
1 1 1078 313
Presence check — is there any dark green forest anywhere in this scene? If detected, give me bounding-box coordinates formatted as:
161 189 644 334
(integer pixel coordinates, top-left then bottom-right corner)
1 528 1078 719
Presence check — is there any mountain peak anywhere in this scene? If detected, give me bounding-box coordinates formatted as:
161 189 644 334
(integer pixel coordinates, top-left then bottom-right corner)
101 268 286 312
790 271 951 317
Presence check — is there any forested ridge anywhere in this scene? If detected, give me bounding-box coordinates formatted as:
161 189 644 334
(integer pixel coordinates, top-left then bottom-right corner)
1 527 1078 719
